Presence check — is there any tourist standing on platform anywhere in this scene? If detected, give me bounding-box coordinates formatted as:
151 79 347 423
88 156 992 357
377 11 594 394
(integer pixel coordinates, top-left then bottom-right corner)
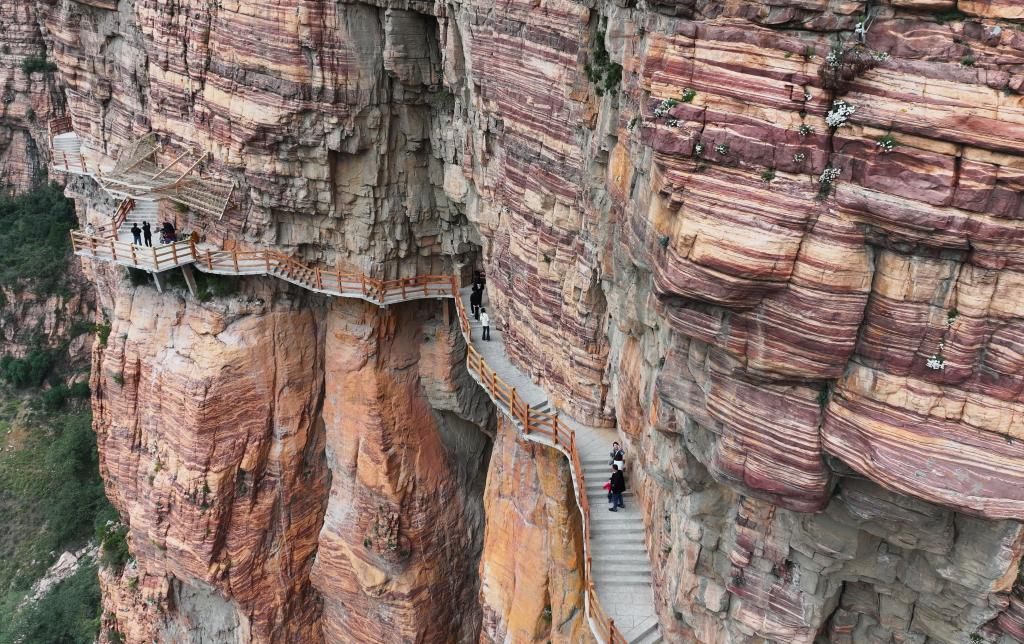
142 221 152 247
609 464 625 511
471 284 482 319
480 307 491 341
130 223 142 245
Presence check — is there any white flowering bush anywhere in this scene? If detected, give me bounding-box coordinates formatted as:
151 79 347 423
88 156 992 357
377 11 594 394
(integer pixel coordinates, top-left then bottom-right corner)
714 143 729 155
876 135 898 153
826 100 856 128
694 142 704 155
817 166 841 200
803 91 812 101
825 46 841 69
926 355 947 370
798 124 813 136
871 51 890 61
653 98 679 118
666 118 680 127
793 152 806 162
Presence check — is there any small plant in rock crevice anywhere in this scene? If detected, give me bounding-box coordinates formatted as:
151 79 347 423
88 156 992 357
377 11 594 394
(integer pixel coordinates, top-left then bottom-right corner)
793 152 807 163
693 142 705 156
714 143 729 155
653 98 678 118
876 134 898 153
681 88 696 103
761 169 776 184
798 124 813 137
820 42 881 91
816 167 842 201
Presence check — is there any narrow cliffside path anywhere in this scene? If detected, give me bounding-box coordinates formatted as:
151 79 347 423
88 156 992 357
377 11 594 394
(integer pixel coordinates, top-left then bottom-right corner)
55 121 661 644
462 287 660 643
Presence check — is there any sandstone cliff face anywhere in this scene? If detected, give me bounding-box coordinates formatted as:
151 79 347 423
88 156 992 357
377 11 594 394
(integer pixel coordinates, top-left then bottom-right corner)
0 1 61 192
478 417 589 643
9 0 1024 641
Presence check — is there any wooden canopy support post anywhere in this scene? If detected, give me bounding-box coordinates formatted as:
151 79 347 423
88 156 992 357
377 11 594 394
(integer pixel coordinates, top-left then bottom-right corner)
442 298 450 327
180 264 198 299
152 271 166 293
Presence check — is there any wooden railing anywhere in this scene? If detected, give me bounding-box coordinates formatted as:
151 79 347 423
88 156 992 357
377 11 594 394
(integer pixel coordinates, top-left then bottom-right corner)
68 239 630 641
89 198 135 239
48 116 73 137
70 231 194 272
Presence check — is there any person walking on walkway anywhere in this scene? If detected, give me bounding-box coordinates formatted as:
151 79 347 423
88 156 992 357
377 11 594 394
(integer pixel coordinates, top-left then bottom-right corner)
609 464 625 511
471 284 482 320
130 223 142 245
480 307 491 341
609 441 625 471
142 221 152 247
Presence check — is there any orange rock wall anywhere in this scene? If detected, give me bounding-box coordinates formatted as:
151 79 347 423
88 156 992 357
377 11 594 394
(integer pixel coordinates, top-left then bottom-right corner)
477 417 590 643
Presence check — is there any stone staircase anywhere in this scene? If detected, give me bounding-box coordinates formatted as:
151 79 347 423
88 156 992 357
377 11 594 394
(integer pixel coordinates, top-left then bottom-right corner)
117 199 159 242
581 456 661 643
51 131 89 175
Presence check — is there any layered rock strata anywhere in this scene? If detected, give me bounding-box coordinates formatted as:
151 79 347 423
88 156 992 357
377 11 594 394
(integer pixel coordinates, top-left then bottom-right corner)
5 0 1024 642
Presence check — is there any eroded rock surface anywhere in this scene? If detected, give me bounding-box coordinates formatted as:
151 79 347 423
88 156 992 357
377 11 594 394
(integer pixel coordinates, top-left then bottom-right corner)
4 0 1024 642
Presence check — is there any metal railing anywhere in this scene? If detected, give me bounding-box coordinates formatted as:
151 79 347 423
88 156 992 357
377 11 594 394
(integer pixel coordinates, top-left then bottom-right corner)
69 238 629 642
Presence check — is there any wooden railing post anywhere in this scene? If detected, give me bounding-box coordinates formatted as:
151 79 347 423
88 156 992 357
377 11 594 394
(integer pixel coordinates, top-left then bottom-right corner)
315 266 322 290
130 244 138 266
232 248 239 273
110 240 118 262
152 246 159 271
171 242 179 265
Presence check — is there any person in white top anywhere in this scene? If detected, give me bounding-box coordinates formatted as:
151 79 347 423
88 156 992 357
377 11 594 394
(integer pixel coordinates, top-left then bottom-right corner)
480 308 491 341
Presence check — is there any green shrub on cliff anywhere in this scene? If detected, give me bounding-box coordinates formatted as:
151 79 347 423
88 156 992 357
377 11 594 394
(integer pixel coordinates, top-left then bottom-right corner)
20 54 58 75
584 21 622 97
0 182 77 293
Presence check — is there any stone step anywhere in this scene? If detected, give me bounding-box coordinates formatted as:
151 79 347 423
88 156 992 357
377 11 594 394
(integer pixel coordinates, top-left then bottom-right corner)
590 552 650 565
628 618 662 644
589 528 643 540
591 571 652 586
591 560 653 574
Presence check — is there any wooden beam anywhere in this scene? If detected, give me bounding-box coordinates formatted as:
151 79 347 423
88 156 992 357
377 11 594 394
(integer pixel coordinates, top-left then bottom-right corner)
180 264 198 299
149 149 192 182
173 152 209 185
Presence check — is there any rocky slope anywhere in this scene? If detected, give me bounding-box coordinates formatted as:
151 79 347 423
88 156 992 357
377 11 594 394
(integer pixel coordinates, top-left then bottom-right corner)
4 0 1024 642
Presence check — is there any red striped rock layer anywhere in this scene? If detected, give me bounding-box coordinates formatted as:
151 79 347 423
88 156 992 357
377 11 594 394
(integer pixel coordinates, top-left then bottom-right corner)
93 281 329 641
605 4 1024 642
453 0 613 425
91 270 493 642
0 1 62 192
615 4 1024 522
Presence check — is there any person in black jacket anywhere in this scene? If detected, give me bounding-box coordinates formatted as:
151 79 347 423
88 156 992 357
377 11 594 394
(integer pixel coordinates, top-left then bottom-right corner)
142 221 152 247
609 464 626 511
470 284 483 320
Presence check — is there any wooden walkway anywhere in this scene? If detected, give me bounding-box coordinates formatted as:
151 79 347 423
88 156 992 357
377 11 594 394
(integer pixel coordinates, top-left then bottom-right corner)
70 240 661 642
55 116 659 643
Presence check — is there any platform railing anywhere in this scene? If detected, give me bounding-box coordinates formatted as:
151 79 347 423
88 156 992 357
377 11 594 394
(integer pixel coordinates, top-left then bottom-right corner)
68 244 628 643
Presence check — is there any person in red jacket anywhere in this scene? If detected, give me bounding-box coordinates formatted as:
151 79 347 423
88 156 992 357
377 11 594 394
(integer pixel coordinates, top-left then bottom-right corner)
609 464 625 511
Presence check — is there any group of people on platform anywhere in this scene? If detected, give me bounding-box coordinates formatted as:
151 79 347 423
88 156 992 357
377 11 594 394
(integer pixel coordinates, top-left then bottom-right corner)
128 221 177 246
605 441 627 512
469 271 491 341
